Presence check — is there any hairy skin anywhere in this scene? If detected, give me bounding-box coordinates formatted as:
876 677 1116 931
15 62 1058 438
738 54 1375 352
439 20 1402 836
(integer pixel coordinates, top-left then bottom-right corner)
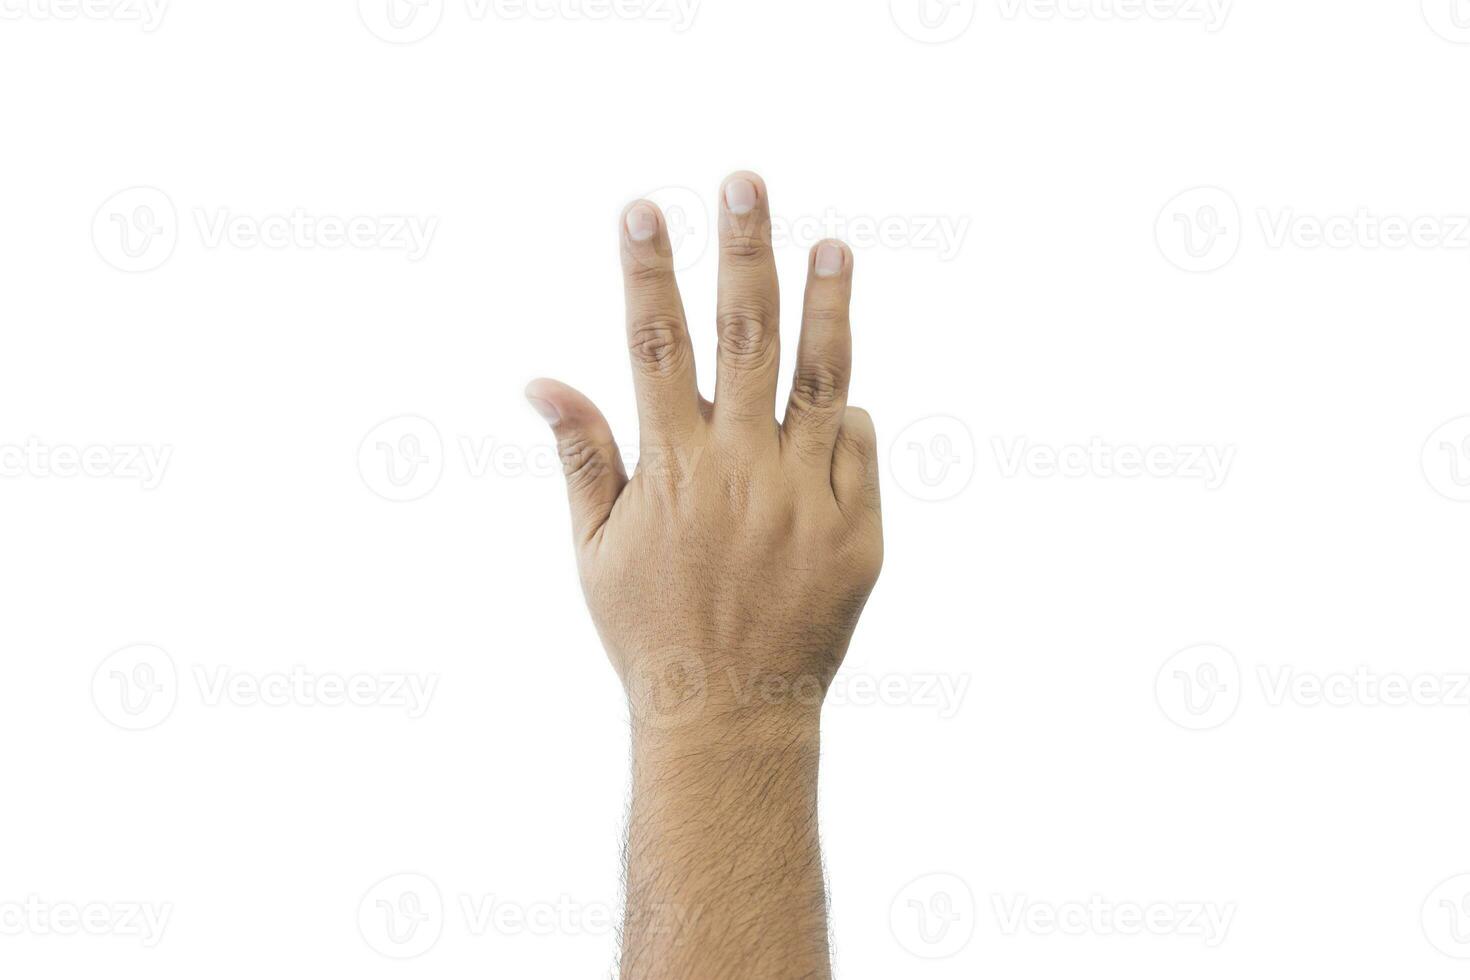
527 171 882 979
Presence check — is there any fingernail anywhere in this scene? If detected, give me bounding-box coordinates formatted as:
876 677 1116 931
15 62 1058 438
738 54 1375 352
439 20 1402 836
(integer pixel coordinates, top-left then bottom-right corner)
815 242 844 278
526 395 560 425
625 204 657 243
724 177 757 216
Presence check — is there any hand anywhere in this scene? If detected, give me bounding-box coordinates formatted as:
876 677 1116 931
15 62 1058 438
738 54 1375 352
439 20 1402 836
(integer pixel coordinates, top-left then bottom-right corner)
526 171 883 735
526 171 881 979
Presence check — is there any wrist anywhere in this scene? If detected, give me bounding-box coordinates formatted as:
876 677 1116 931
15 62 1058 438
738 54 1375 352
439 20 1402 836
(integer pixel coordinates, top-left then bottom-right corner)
621 647 838 741
631 705 822 765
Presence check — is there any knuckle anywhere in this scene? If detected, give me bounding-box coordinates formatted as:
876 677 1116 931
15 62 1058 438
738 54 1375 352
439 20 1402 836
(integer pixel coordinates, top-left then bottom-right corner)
628 314 687 371
716 308 776 365
556 435 607 487
624 260 672 288
720 233 770 263
847 533 884 581
801 305 847 325
790 361 848 411
785 431 833 466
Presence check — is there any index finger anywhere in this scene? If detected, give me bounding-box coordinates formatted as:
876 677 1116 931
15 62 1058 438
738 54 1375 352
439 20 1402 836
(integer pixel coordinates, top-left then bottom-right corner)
620 200 702 448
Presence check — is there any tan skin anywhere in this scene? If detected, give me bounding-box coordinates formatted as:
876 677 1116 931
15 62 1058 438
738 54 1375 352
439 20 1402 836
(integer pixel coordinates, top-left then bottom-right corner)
526 172 882 979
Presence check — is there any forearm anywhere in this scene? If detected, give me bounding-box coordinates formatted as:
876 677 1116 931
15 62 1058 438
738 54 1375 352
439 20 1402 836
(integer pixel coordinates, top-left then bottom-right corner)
620 711 831 980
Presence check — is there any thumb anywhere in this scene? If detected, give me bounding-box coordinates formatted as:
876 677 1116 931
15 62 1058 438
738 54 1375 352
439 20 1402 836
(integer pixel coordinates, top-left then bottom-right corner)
525 378 627 545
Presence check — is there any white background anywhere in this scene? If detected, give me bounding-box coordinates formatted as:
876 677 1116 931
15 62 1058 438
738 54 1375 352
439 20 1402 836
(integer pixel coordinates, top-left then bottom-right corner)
3 0 1469 976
